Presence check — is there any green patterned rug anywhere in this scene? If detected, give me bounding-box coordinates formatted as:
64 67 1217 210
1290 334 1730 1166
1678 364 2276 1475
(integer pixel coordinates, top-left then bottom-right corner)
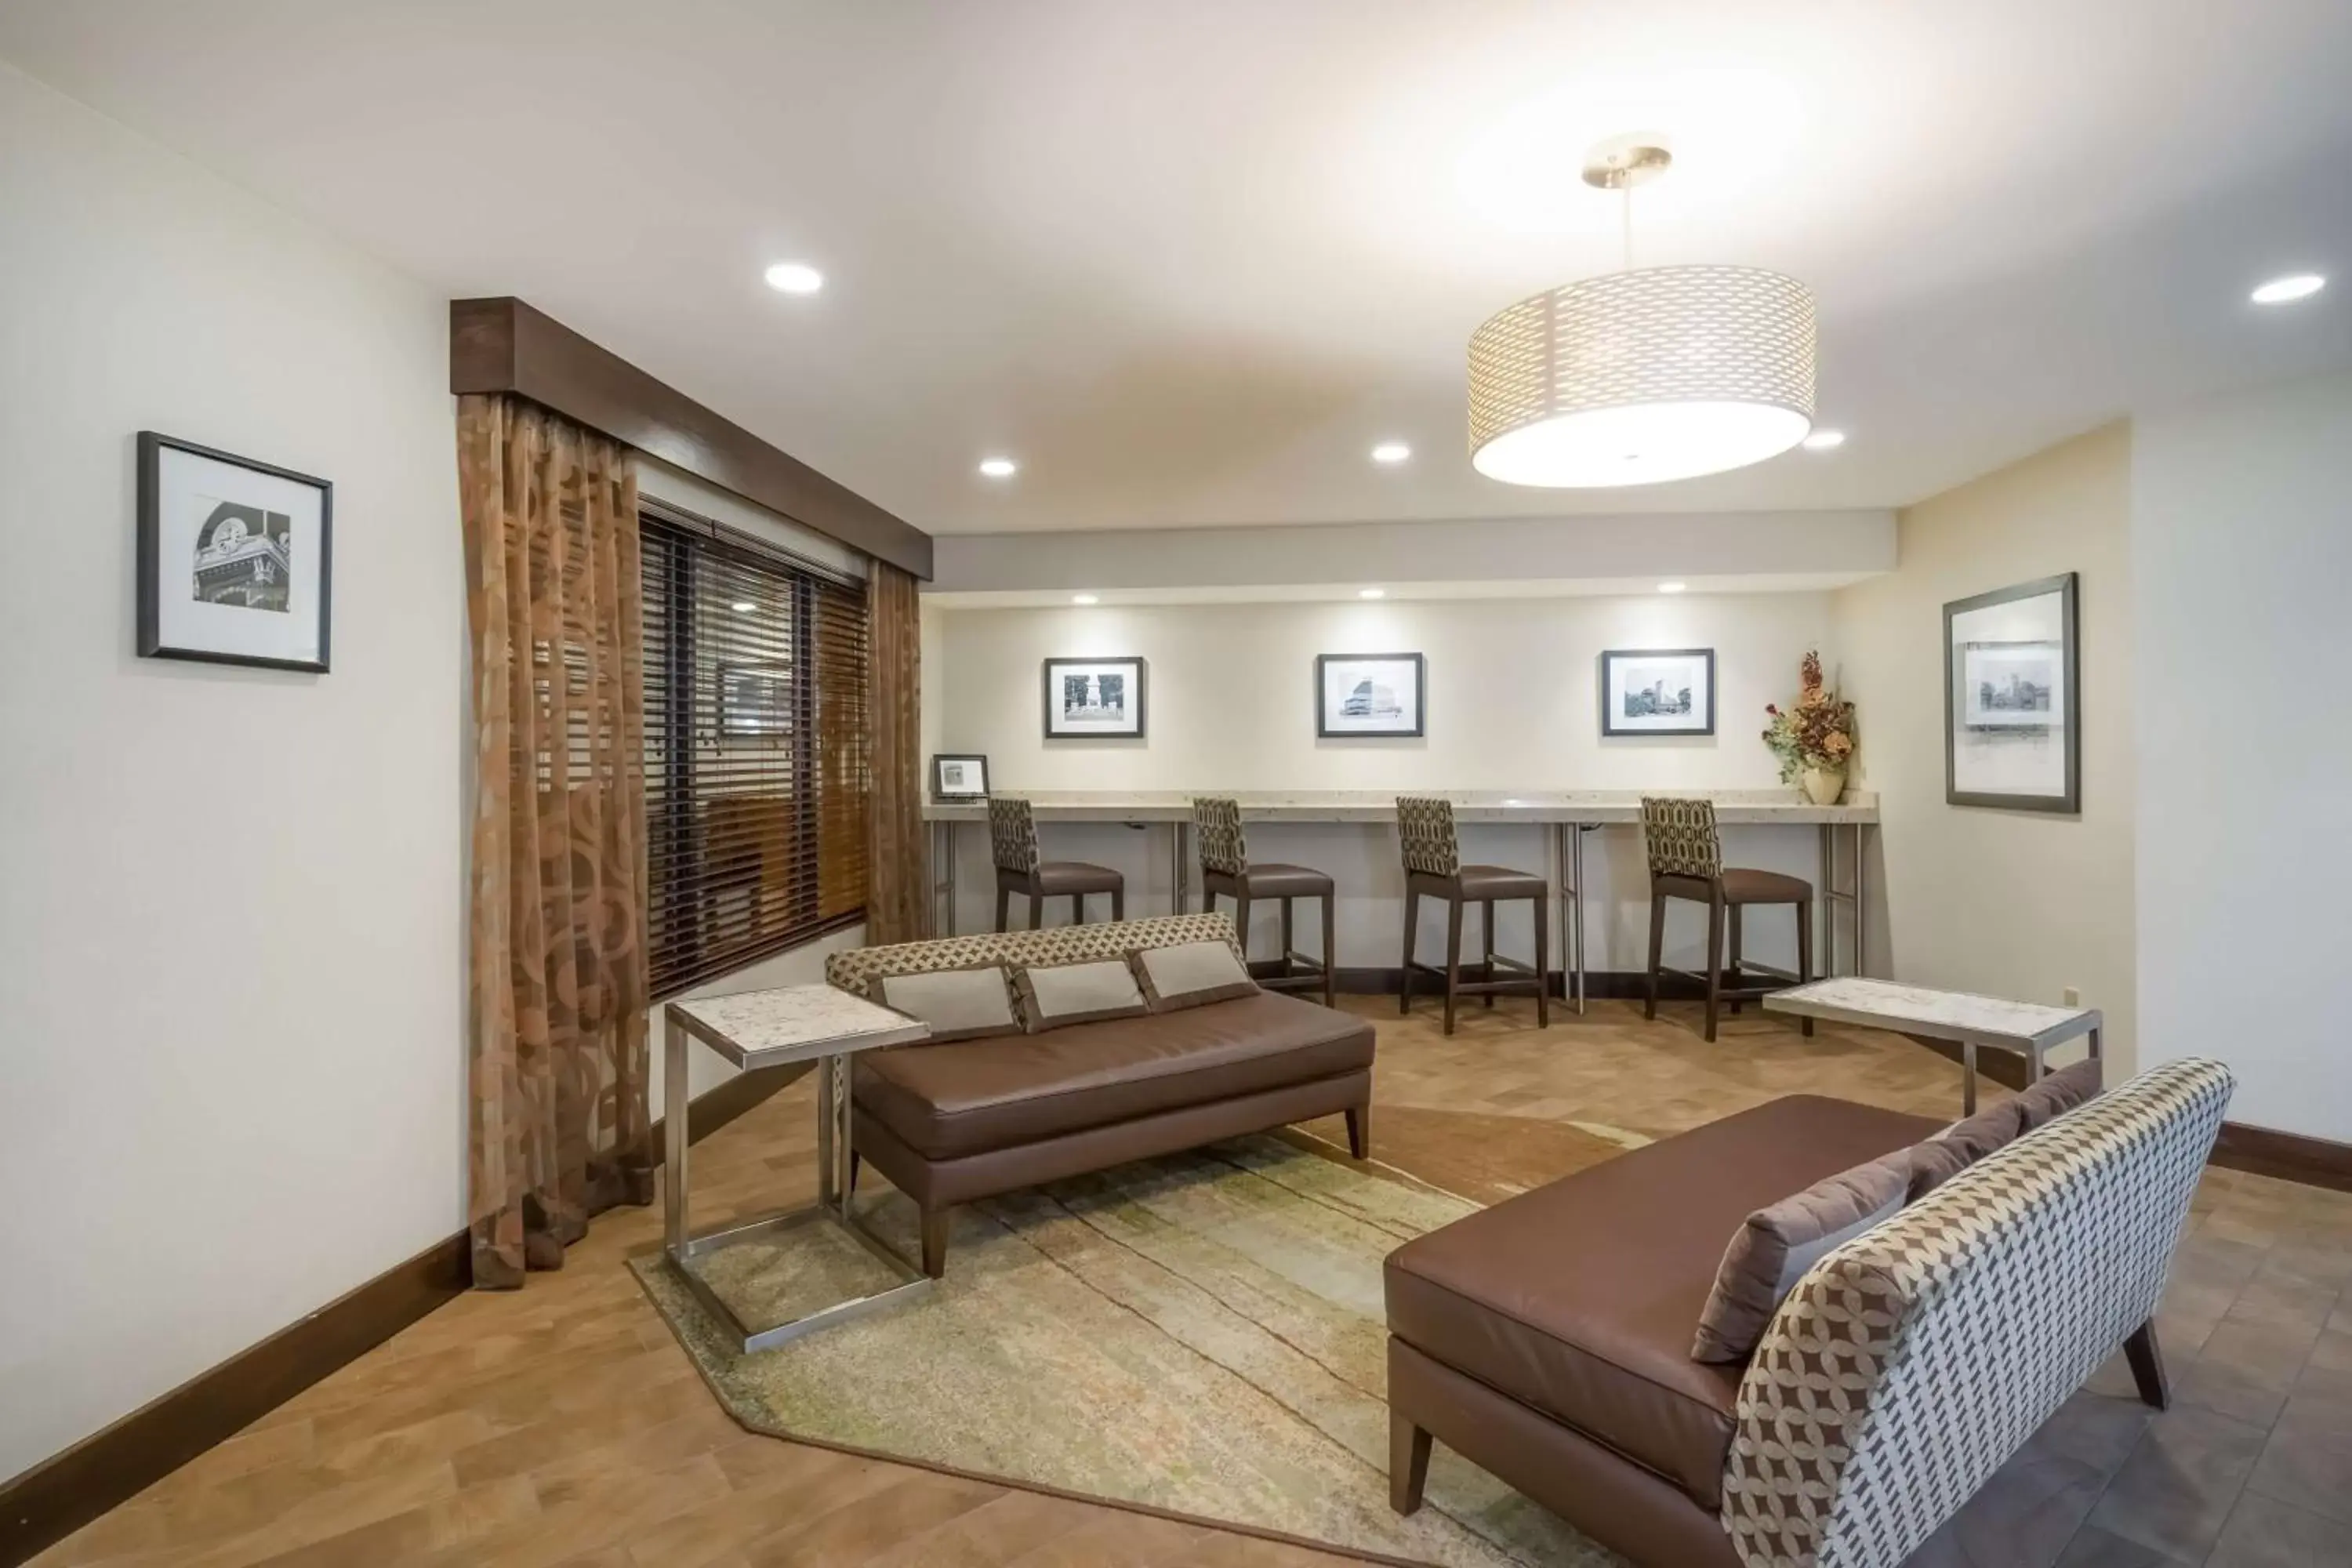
631 1134 1618 1567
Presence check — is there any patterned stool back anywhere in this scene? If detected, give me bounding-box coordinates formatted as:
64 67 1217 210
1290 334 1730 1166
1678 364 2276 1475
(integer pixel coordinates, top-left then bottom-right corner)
986 796 1040 874
1192 797 1247 876
1641 797 1722 880
1395 797 1460 877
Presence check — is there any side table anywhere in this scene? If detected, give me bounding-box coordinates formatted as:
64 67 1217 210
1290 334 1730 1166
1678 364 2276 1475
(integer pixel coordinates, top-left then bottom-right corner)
662 984 931 1354
1762 976 2103 1116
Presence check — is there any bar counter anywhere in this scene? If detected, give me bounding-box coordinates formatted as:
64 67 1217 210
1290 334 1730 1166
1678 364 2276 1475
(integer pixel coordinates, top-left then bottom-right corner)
926 789 1875 1009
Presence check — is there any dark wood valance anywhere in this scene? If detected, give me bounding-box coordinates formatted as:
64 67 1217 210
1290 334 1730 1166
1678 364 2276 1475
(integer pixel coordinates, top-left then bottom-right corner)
450 296 931 580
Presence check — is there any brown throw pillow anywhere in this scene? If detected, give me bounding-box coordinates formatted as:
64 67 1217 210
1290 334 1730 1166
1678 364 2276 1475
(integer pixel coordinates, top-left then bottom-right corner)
1938 1096 2028 1162
1904 1137 1975 1200
2014 1057 2104 1131
1012 958 1149 1033
868 965 1020 1044
1129 939 1257 1013
1691 1151 1910 1364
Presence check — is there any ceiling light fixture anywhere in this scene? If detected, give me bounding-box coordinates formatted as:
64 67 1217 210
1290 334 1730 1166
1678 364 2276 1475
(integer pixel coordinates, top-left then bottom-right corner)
1657 581 1687 593
978 456 1018 478
1070 593 1099 606
1371 441 1412 464
1359 588 1387 599
1801 429 1846 450
1468 136 1816 488
2250 273 2325 305
763 261 824 295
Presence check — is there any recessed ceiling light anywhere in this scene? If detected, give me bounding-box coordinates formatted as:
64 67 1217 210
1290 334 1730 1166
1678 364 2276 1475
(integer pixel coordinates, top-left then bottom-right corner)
763 261 824 295
1359 588 1387 600
1657 581 1687 594
1801 429 1846 451
978 456 1018 478
2251 273 2325 305
1070 593 1098 606
731 601 757 613
1370 441 1412 464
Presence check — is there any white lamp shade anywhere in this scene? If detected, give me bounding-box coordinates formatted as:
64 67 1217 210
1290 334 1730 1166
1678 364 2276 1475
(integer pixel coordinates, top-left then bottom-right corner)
1469 265 1817 488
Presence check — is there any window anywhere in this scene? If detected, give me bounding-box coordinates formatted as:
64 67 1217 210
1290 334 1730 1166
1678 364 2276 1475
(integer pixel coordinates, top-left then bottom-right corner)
641 506 869 996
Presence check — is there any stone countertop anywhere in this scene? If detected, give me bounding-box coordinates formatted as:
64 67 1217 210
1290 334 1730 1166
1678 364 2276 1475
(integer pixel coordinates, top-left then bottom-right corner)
1766 977 2099 1046
667 983 931 1071
921 789 1878 826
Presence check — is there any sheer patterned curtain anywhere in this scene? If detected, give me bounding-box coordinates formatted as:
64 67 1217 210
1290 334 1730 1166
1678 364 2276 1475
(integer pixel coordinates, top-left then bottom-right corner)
864 560 927 944
458 394 653 1287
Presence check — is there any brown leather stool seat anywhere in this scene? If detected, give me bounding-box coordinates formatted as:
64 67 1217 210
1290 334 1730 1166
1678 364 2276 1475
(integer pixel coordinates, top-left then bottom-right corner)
1033 861 1125 897
1718 867 1813 904
1193 798 1336 1007
1447 865 1548 900
1383 1094 1938 1559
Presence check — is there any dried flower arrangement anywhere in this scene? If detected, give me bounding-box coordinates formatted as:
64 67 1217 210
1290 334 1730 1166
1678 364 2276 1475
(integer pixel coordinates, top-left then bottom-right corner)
1762 649 1856 783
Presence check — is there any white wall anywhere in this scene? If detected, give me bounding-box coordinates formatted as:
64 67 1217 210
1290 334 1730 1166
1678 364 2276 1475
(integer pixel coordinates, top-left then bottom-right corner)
2133 372 2352 1142
1831 423 2137 1071
930 593 1839 973
0 63 463 1479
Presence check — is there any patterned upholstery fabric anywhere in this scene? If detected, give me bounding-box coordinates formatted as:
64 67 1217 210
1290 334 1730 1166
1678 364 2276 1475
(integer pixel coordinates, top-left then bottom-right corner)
1192 797 1248 876
987 796 1040 874
1642 797 1723 880
1396 796 1460 877
1720 1057 2234 1568
826 912 1245 996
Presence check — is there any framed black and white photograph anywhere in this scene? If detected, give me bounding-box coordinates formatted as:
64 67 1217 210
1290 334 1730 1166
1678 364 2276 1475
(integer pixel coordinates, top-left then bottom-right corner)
931 753 989 800
138 432 332 672
717 660 792 742
1600 648 1715 736
1946 572 2079 811
1316 652 1425 739
1043 656 1145 739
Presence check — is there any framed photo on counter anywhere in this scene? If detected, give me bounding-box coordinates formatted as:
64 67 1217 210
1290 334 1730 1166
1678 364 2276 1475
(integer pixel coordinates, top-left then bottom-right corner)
1945 572 2079 812
1316 652 1425 738
931 753 989 800
1599 648 1715 736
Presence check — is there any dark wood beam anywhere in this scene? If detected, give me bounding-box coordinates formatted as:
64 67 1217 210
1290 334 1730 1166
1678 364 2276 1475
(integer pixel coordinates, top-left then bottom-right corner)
450 297 931 580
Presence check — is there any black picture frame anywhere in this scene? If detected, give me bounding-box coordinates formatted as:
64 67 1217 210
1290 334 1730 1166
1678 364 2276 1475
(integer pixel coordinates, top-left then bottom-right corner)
1041 656 1147 740
1944 572 2081 813
1315 652 1426 739
1599 648 1715 736
137 430 333 673
931 753 989 800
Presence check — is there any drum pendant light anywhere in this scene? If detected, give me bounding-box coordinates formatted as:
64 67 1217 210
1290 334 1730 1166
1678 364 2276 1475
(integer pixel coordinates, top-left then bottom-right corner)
1468 140 1816 488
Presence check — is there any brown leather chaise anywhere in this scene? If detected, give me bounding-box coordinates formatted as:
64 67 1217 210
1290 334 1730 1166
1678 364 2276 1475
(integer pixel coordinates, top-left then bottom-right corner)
1386 1095 1940 1567
826 913 1374 1276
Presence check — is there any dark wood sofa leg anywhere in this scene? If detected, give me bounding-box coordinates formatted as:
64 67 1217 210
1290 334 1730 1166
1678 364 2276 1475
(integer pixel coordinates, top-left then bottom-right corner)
2125 1319 2169 1410
1345 1105 1370 1160
1390 1411 1432 1515
920 1208 950 1279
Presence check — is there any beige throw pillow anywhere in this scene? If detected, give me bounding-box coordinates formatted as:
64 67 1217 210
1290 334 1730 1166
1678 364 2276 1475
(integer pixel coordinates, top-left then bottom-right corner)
1013 958 1149 1033
1129 939 1257 1013
1690 1151 1910 1364
869 966 1020 1044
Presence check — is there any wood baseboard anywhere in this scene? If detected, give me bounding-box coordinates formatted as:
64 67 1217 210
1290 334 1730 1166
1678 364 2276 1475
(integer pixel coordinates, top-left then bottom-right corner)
0 1061 811 1566
2211 1120 2352 1194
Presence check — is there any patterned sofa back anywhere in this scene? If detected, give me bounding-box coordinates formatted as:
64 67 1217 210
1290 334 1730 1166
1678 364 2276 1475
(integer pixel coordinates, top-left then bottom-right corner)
1721 1056 2234 1568
824 911 1244 997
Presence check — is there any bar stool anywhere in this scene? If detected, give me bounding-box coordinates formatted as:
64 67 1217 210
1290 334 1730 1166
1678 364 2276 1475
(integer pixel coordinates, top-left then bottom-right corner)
1395 797 1550 1036
1192 797 1334 1007
1640 797 1813 1044
989 796 1123 930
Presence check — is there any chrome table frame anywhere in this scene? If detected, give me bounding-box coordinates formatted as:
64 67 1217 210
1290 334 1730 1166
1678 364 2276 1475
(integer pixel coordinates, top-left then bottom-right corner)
1763 977 2103 1116
662 990 933 1355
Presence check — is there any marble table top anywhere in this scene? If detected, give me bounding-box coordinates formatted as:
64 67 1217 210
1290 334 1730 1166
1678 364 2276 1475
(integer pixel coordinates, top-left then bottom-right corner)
923 789 1878 826
1765 977 2100 1047
666 983 931 1071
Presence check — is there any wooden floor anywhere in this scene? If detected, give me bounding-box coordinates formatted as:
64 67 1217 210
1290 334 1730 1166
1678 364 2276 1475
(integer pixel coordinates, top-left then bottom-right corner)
31 996 2352 1568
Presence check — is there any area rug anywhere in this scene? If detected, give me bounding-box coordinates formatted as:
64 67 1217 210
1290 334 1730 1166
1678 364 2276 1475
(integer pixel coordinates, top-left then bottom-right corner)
631 1134 1619 1567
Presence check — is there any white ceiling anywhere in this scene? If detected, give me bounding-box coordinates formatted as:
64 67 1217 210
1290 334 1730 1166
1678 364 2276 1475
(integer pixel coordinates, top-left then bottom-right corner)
5 0 2349 536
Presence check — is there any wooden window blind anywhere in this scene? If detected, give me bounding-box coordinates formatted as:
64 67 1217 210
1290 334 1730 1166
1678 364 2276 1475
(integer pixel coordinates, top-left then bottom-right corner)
641 509 869 997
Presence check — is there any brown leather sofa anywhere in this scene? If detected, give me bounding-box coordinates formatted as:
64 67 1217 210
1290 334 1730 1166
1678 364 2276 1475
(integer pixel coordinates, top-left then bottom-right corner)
823 912 1374 1277
1382 1060 2237 1567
